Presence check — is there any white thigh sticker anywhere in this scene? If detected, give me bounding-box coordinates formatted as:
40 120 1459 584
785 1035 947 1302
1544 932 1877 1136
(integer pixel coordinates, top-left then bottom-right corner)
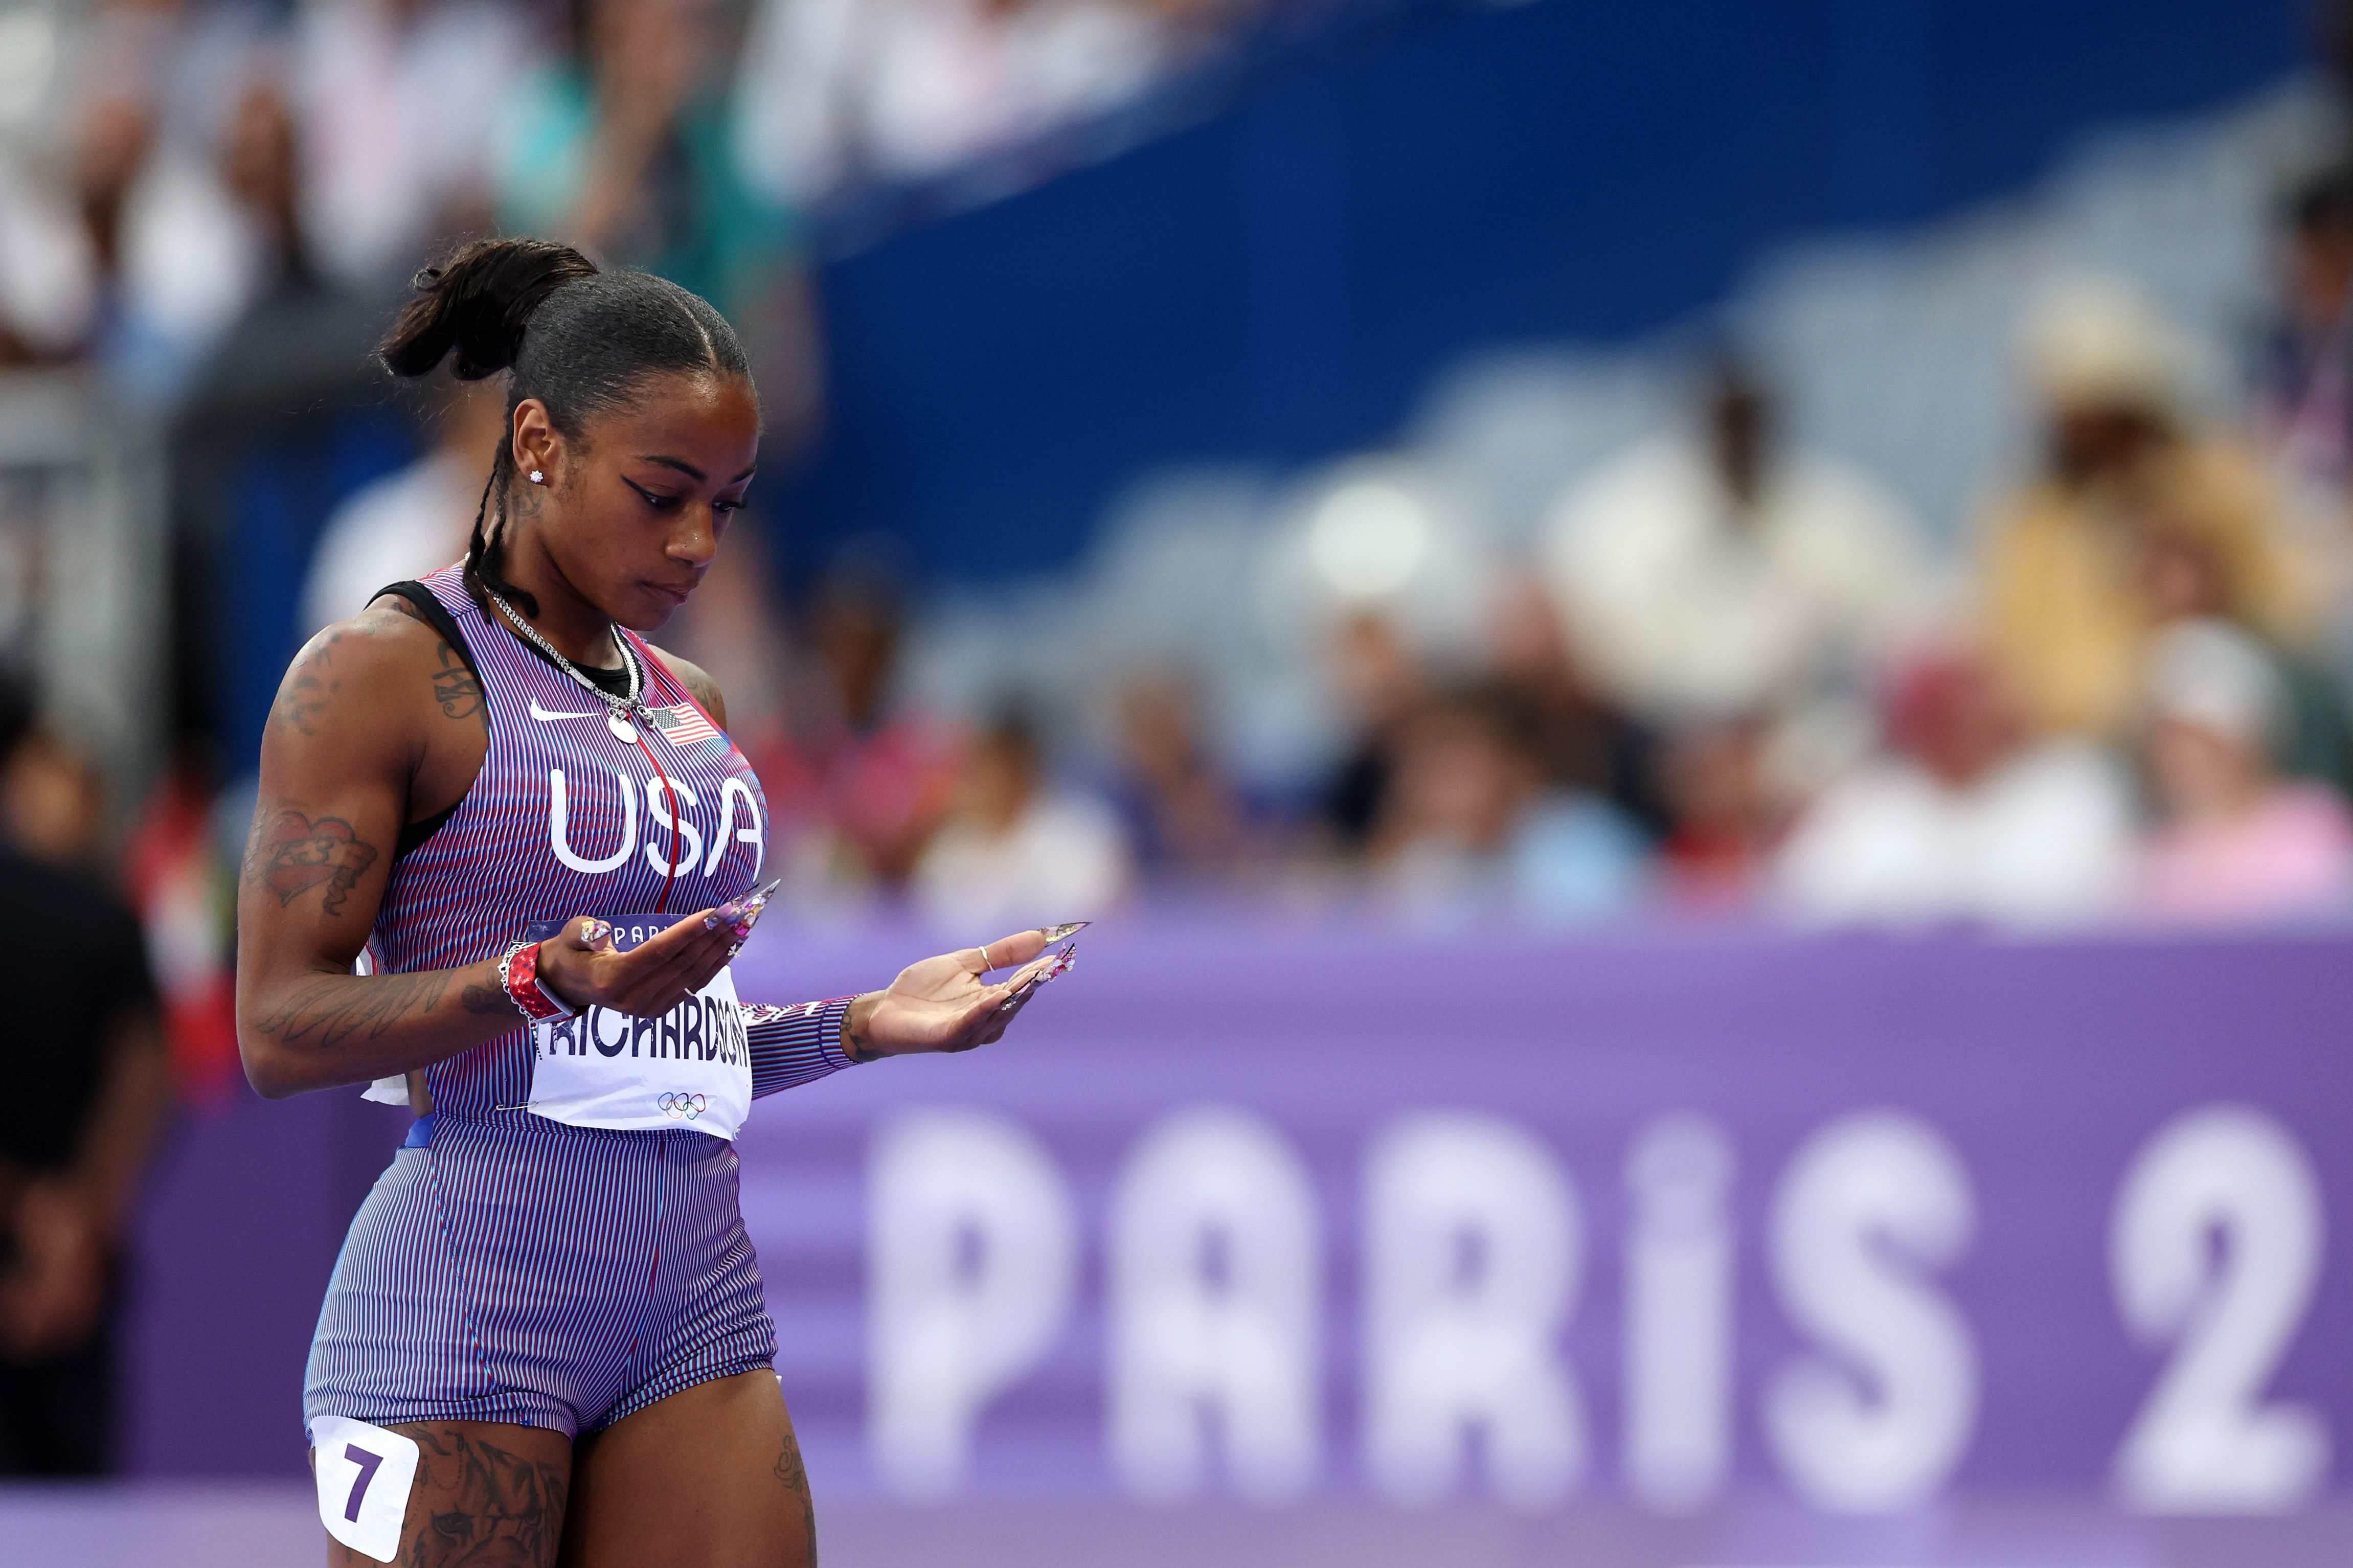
311 1416 420 1563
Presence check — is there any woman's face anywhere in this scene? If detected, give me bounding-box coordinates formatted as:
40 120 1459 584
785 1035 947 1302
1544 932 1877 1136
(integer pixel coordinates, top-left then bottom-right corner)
513 370 761 632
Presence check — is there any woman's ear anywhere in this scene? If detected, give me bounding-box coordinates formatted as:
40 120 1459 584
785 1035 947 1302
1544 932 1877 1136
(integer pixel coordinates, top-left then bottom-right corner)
511 398 562 488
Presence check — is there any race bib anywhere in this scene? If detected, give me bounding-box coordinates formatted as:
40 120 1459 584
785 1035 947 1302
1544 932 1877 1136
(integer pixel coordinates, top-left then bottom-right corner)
519 914 754 1140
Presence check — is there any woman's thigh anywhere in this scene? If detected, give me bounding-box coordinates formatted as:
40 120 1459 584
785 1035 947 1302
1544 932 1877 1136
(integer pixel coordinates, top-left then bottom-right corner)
321 1419 573 1568
558 1371 813 1568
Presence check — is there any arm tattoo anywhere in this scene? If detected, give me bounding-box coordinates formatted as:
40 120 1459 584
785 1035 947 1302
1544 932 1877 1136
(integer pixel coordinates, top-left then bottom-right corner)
269 639 339 737
842 1006 874 1064
682 666 723 717
432 640 483 722
246 809 379 917
255 965 511 1050
254 968 448 1050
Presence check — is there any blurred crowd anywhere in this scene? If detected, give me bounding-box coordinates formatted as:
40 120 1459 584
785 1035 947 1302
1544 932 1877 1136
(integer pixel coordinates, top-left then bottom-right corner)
0 12 2351 1150
0 0 1264 411
772 236 2353 938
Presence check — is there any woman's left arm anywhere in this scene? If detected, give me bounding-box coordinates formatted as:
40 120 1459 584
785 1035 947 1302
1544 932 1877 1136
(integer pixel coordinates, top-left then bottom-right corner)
741 927 1066 1097
744 998 856 1098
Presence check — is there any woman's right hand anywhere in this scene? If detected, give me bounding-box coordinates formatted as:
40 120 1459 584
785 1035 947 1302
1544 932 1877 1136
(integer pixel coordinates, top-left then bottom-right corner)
534 911 740 1018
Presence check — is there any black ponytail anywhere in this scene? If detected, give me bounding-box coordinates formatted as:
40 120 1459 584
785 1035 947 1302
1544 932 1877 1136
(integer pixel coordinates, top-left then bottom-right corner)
377 236 754 618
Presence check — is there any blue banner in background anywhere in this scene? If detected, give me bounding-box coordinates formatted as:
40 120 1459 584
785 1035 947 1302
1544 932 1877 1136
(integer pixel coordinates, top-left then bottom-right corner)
729 924 2353 1557
787 0 2304 584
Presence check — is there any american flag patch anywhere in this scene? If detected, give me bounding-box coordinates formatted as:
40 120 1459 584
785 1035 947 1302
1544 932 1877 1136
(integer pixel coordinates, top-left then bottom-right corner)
644 703 722 748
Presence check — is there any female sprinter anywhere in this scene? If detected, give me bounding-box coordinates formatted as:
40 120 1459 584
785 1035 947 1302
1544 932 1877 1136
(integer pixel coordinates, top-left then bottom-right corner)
235 238 1064 1567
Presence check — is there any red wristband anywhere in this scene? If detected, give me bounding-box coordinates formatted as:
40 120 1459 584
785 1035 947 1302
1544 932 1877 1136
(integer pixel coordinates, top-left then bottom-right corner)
499 939 576 1021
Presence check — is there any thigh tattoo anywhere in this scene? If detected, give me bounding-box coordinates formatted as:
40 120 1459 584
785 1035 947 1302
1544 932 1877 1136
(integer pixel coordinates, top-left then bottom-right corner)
330 1426 570 1568
774 1426 817 1566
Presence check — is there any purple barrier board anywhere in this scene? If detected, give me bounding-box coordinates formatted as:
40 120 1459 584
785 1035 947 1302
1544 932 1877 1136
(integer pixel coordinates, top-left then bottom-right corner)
111 924 2353 1564
721 924 2353 1559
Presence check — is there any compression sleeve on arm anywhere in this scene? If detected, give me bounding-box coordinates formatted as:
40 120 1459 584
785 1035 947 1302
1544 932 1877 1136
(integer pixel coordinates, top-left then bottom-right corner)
745 998 858 1098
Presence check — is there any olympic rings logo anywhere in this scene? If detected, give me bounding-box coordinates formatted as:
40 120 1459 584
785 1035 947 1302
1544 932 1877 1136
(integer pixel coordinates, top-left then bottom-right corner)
658 1093 709 1121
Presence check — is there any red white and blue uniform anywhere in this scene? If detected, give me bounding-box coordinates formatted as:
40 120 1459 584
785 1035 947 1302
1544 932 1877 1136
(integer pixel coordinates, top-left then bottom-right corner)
303 565 853 1442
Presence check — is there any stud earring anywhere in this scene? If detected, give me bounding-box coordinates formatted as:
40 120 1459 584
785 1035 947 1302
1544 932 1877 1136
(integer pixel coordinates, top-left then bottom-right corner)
529 470 545 484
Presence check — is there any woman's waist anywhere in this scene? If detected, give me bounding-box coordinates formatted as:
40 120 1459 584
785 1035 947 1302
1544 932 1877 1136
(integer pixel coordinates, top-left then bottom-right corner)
408 1107 736 1162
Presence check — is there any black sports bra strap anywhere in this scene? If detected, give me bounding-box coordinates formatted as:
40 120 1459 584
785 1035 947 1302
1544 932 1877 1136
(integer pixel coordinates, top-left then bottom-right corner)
373 581 479 867
372 580 479 684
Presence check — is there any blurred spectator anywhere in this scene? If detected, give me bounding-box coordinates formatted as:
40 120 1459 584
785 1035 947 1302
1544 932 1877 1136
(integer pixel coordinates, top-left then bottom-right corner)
763 562 964 905
913 707 1130 927
1537 358 1932 728
2256 166 2353 505
1109 668 1254 880
1484 574 1665 836
164 69 389 423
1772 649 2134 928
1317 610 1426 853
300 374 503 637
1653 717 1778 913
0 729 104 869
496 0 788 320
0 677 169 1475
216 77 305 283
1982 275 2312 739
734 0 1176 209
2254 164 2353 685
293 0 532 294
122 756 240 1105
66 0 282 404
0 140 99 365
1369 681 1646 925
2137 618 2353 925
2139 524 2353 801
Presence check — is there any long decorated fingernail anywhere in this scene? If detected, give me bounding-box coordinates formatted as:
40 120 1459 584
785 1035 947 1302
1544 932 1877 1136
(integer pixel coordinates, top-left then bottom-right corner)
731 920 753 942
727 941 743 958
1039 921 1090 942
583 919 612 943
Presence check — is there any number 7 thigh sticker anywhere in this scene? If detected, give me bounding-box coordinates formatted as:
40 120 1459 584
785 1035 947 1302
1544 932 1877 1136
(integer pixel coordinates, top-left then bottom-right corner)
311 1416 420 1562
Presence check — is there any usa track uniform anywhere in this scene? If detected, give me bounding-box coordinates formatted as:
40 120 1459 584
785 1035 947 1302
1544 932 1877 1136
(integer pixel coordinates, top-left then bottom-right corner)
303 566 853 1442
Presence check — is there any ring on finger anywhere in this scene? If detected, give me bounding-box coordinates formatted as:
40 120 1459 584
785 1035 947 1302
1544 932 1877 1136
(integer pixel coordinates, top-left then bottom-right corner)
978 940 996 973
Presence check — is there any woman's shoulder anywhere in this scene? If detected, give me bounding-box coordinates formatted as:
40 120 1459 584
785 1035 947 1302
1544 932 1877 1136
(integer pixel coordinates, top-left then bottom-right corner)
266 598 473 749
645 645 727 729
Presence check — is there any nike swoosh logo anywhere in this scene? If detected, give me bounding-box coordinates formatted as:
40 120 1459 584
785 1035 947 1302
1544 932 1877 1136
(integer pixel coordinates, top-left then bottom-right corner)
529 700 600 721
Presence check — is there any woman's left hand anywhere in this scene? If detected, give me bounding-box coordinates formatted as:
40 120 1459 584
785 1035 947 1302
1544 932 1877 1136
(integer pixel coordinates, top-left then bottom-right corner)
845 926 1065 1060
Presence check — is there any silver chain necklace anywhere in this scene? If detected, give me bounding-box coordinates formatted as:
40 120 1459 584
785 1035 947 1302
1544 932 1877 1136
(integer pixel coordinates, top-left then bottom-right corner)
482 584 647 734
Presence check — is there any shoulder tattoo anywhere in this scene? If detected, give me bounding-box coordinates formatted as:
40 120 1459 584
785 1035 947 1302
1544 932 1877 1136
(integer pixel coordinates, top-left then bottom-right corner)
268 637 340 738
433 639 483 722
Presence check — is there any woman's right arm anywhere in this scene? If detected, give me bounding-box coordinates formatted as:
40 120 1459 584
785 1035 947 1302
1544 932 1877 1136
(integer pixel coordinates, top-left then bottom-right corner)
234 609 737 1099
235 610 527 1098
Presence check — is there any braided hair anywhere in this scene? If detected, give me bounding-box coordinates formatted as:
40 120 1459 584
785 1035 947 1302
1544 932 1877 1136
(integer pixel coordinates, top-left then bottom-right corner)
377 238 754 617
